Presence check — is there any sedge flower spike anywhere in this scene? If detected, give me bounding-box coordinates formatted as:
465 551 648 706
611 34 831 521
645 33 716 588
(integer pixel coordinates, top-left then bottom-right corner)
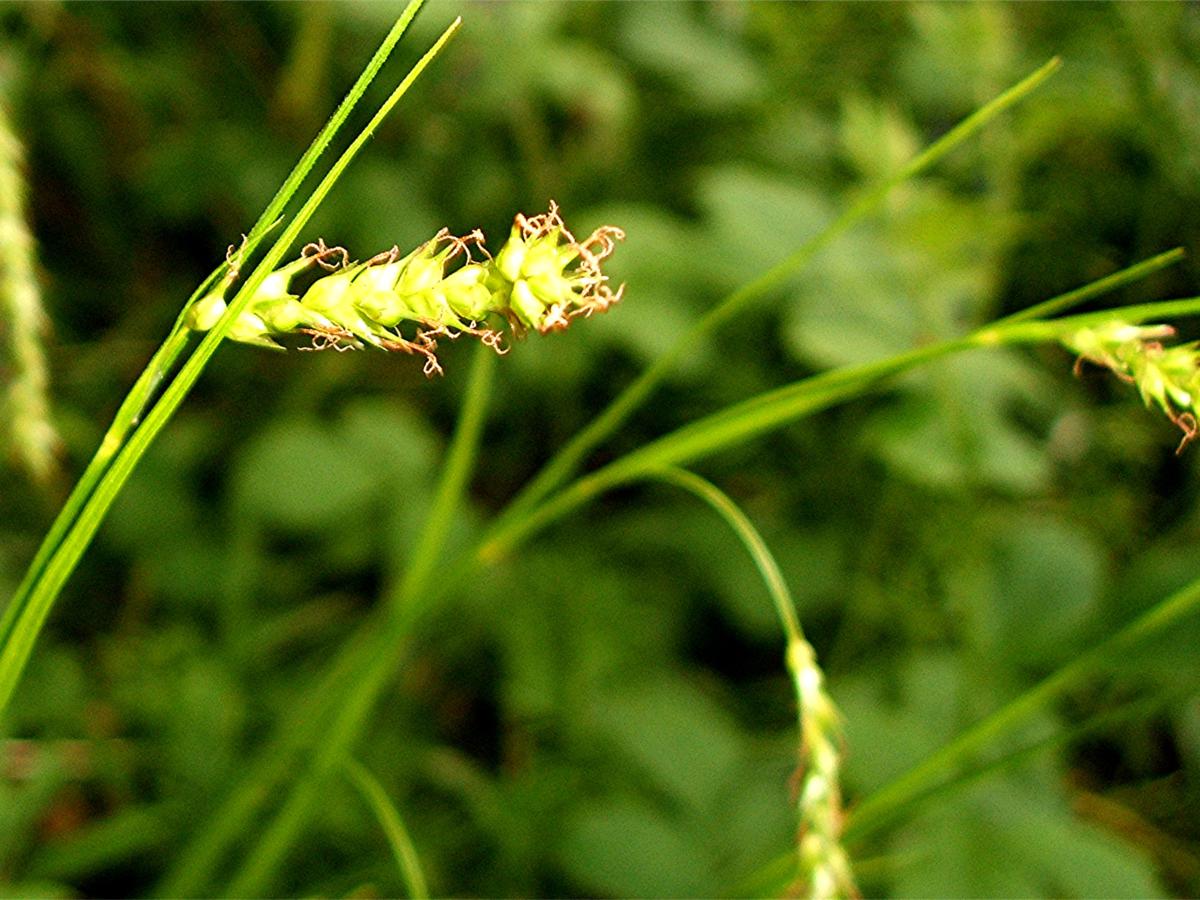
1064 320 1200 452
187 204 625 377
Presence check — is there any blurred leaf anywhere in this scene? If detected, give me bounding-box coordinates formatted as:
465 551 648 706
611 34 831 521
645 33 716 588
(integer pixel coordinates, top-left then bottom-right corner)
586 677 745 814
891 775 1164 898
619 4 764 111
986 513 1104 666
865 353 1053 494
231 398 435 532
559 794 709 898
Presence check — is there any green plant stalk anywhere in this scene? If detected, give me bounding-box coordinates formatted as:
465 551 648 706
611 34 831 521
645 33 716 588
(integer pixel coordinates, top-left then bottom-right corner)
492 56 1063 533
225 632 406 898
651 467 853 899
156 619 385 897
845 693 1177 845
0 0 433 726
344 758 430 899
483 288 1200 561
216 343 494 897
990 247 1185 325
398 345 498 604
974 294 1200 344
844 576 1200 842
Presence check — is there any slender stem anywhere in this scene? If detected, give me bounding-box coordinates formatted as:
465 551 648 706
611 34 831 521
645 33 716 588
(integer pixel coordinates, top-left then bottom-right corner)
157 619 385 897
651 467 803 646
479 339 978 562
398 345 497 605
991 246 1184 325
974 294 1200 346
650 468 854 897
4 0 426 630
344 759 430 899
845 575 1200 841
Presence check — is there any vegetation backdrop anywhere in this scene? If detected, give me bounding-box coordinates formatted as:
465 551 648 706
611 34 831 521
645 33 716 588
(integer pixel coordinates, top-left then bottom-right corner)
2 2 1199 897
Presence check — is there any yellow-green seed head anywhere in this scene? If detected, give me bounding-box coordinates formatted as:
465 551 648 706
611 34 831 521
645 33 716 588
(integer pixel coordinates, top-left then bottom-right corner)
254 297 334 333
300 269 382 346
441 264 494 321
509 278 548 331
196 203 623 373
354 260 405 295
186 291 228 332
228 311 282 350
396 253 446 296
494 226 527 283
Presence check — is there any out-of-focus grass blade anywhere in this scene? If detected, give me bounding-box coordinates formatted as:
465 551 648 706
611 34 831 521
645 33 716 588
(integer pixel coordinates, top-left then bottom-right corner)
344 759 430 900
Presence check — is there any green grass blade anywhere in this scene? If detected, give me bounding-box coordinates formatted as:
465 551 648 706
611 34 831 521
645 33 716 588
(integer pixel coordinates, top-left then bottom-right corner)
225 639 401 898
481 252 1192 561
344 759 430 899
2 1 425 639
651 468 803 645
156 622 383 896
992 246 1184 325
0 11 458 726
845 575 1200 841
844 692 1176 845
974 293 1200 346
493 57 1062 530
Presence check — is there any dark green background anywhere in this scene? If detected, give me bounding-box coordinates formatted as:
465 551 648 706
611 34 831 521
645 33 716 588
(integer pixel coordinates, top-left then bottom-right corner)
2 2 1199 896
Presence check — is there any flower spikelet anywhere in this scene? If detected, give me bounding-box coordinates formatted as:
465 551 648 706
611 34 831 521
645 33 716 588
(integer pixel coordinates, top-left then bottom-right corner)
492 201 626 334
1064 320 1200 452
0 101 59 482
788 639 856 900
186 203 625 377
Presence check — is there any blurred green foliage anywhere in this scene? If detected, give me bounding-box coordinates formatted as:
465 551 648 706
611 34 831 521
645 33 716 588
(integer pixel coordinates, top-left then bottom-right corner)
2 1 1200 896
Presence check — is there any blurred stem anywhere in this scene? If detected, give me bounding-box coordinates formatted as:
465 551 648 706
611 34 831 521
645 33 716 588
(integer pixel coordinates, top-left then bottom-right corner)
221 342 494 898
481 285 1200 563
156 623 384 897
344 758 429 900
848 692 1176 843
989 247 1184 325
651 467 854 899
399 346 497 605
845 576 1200 841
491 56 1063 532
747 691 1177 896
273 2 333 134
652 468 803 647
